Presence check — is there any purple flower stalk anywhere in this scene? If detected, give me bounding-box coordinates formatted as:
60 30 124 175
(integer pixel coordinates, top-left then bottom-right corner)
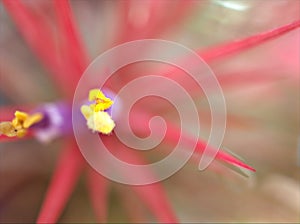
31 102 72 143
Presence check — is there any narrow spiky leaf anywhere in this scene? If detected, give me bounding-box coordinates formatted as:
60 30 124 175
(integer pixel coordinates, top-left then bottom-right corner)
86 167 109 223
102 136 178 223
199 20 300 62
36 141 84 223
2 1 67 95
131 110 255 172
54 0 88 76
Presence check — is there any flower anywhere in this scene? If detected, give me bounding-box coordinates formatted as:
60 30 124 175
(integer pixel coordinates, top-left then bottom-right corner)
1 0 299 223
0 110 43 137
80 89 115 134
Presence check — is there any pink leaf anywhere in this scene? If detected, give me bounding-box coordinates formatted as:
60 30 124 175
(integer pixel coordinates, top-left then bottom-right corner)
86 167 109 223
2 0 67 95
199 20 300 62
102 135 178 223
131 110 256 172
36 140 84 223
54 0 88 77
158 20 300 82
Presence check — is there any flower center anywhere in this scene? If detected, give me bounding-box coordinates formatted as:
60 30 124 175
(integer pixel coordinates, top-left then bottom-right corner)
0 111 43 137
81 89 115 135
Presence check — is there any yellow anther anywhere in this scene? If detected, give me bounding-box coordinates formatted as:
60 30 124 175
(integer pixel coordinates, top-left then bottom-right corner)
15 111 28 121
81 105 93 120
87 111 115 134
81 89 115 135
88 89 113 112
0 110 43 138
12 117 22 129
0 122 17 137
16 129 27 138
94 102 113 112
89 89 106 101
23 113 43 128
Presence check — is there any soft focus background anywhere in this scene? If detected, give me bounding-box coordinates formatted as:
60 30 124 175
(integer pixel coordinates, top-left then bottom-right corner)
0 0 299 223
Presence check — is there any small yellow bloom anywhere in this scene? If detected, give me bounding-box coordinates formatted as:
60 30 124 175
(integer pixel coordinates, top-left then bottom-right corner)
81 89 115 135
0 110 43 138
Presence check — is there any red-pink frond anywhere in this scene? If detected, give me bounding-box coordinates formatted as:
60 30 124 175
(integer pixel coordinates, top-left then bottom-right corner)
2 0 67 95
199 20 300 62
120 152 178 223
116 186 149 223
148 0 196 38
115 0 195 45
165 123 256 172
54 0 88 77
157 20 300 83
130 183 178 223
115 0 158 44
36 141 84 223
86 167 109 223
131 110 256 172
101 135 178 223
